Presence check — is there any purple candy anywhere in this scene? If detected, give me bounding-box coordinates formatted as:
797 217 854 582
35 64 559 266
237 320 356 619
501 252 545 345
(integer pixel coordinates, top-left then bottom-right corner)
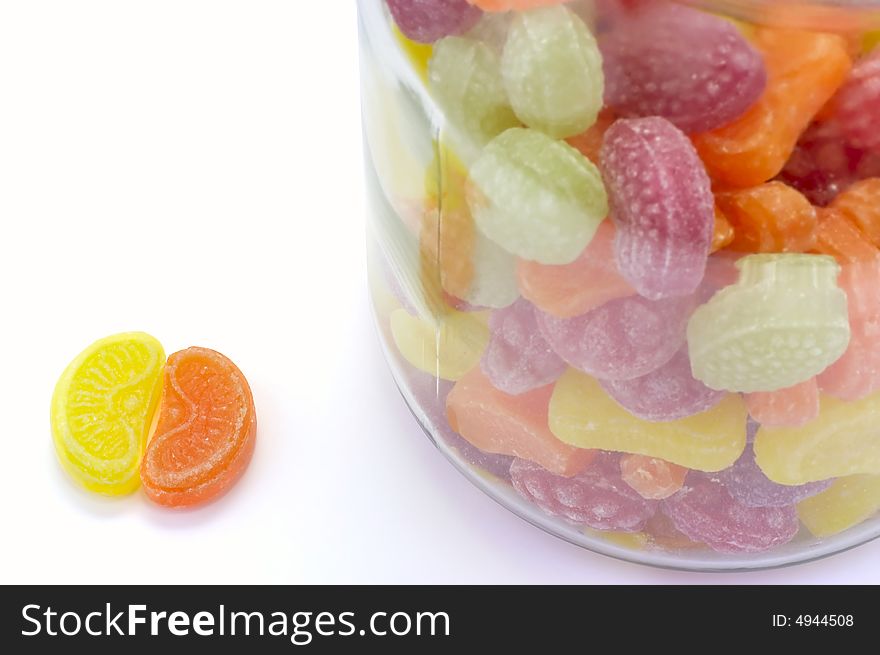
663 473 799 553
713 444 833 508
386 0 482 44
601 2 766 133
599 347 724 421
536 293 695 381
601 116 715 300
511 452 658 532
481 299 566 395
403 369 513 479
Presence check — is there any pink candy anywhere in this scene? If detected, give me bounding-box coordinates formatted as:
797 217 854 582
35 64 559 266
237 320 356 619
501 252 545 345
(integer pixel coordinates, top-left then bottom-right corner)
386 0 482 44
600 2 766 133
599 348 724 421
714 445 832 509
601 117 714 300
536 293 695 380
481 299 566 395
663 474 799 553
510 452 658 532
826 49 880 151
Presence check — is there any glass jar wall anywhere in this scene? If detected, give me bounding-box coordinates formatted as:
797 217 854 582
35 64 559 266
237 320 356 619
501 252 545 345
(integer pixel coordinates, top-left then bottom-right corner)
359 0 880 569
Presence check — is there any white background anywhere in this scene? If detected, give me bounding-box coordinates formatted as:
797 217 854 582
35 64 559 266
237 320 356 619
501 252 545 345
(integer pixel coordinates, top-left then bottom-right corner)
1 0 878 584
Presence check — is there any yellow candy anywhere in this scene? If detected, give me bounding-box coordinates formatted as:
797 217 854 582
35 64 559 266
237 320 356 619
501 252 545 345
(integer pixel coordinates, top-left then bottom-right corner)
393 25 433 83
584 528 647 551
390 308 489 381
51 333 165 495
863 30 880 53
797 475 880 537
549 370 747 472
754 391 880 484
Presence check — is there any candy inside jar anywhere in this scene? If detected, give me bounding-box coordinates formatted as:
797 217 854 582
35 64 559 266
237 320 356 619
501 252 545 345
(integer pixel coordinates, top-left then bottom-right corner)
360 0 880 568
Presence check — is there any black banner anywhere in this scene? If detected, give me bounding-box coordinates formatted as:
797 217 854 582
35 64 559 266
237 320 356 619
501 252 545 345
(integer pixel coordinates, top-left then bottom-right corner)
0 586 871 651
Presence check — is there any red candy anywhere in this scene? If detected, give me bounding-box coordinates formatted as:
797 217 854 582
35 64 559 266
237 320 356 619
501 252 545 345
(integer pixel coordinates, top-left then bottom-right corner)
510 452 658 532
601 117 714 300
387 0 482 44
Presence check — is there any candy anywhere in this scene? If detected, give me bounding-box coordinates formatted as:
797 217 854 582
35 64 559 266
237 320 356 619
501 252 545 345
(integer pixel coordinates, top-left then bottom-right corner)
549 369 748 471
715 182 817 253
601 117 714 299
447 367 595 476
693 29 851 187
140 347 257 508
643 512 705 550
829 178 880 247
387 0 483 44
390 307 490 381
712 205 736 252
566 110 616 165
466 1 570 15
797 475 880 537
599 348 725 421
428 36 519 162
824 50 880 151
754 390 880 484
516 221 634 319
441 428 515 479
51 333 165 495
600 2 766 133
619 454 688 500
481 299 566 394
501 6 603 138
467 127 608 265
687 254 851 392
812 206 880 264
510 453 658 531
662 473 799 553
715 444 831 508
746 378 819 427
537 293 695 380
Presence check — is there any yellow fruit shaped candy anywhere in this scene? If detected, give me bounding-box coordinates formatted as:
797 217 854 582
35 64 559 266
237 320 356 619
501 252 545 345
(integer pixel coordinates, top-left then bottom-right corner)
51 333 165 495
390 308 489 380
548 369 747 472
797 475 880 537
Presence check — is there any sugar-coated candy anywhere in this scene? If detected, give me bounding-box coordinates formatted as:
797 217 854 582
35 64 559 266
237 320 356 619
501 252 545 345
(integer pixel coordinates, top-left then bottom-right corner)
51 333 165 495
643 512 705 550
693 29 851 187
712 205 736 252
566 110 617 165
824 50 880 151
428 36 519 162
601 117 714 299
549 369 748 471
687 254 851 392
715 444 831 508
501 6 603 138
141 347 257 508
467 128 608 265
481 299 566 395
797 475 880 537
510 453 658 532
778 123 880 206
387 0 482 44
447 367 595 476
715 182 817 253
812 207 880 265
537 293 695 381
599 348 725 421
390 307 490 381
620 454 688 500
754 390 880 484
463 11 512 53
746 378 819 427
830 178 880 247
441 428 515 479
517 221 634 319
466 1 570 14
600 2 766 133
663 473 799 553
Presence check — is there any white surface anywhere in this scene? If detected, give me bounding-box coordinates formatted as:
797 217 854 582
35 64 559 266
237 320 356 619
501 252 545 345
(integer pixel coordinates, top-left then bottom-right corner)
1 0 879 585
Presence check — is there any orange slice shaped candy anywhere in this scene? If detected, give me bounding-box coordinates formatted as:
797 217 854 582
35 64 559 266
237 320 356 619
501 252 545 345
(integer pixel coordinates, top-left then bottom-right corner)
141 347 257 508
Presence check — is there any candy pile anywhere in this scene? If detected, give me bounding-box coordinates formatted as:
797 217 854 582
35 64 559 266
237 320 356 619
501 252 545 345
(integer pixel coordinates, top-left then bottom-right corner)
374 0 880 555
51 333 257 508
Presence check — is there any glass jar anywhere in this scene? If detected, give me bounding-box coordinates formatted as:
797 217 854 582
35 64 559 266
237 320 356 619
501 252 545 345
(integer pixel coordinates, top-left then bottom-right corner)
358 0 880 569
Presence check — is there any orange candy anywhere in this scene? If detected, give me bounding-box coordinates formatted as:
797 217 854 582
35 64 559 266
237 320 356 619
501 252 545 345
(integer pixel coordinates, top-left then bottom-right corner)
565 111 617 165
714 182 817 252
141 347 257 508
446 368 595 477
516 221 634 318
812 207 880 264
830 178 880 247
746 378 820 427
711 205 736 252
619 455 688 500
693 29 851 188
466 0 567 11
